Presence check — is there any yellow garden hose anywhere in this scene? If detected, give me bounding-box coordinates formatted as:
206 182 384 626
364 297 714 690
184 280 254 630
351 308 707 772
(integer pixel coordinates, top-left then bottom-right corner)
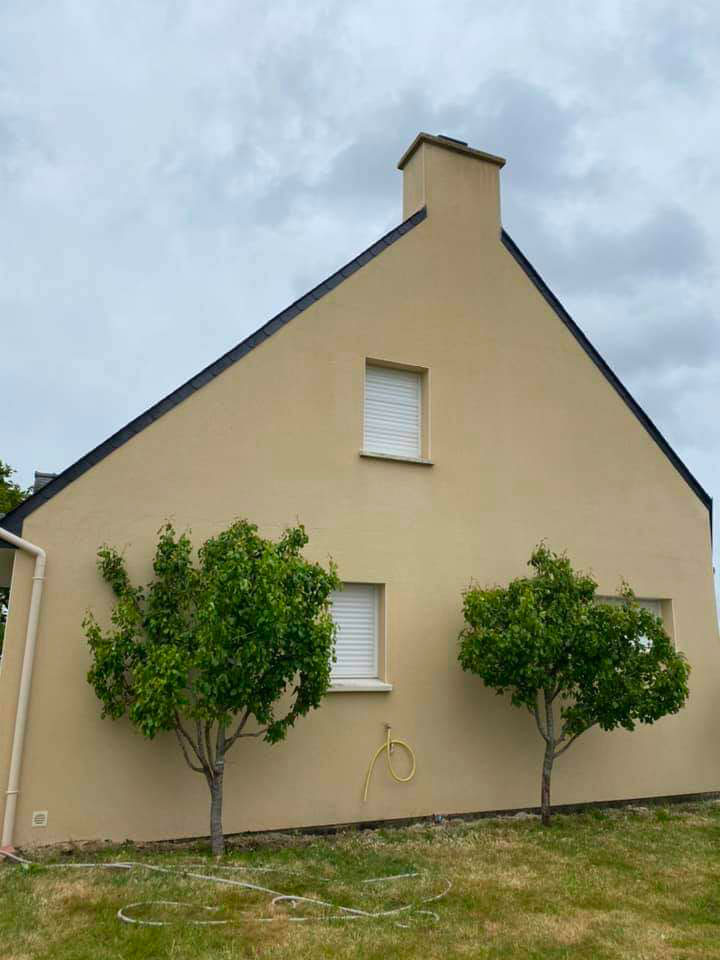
362 724 416 802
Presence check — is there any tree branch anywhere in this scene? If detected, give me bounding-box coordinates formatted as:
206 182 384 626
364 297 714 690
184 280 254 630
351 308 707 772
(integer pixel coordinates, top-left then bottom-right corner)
554 731 584 759
174 714 209 774
215 723 226 774
236 727 268 739
225 716 270 753
544 688 556 748
174 727 205 774
532 697 549 743
203 720 215 772
225 708 252 750
194 718 210 771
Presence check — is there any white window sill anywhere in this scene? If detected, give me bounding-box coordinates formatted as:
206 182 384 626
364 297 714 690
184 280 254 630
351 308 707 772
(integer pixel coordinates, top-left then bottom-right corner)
328 679 393 693
359 451 433 466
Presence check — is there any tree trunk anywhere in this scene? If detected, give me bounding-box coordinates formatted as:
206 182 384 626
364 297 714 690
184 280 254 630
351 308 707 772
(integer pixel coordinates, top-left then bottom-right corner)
173 716 230 855
540 687 556 826
541 741 554 826
209 774 224 855
533 690 586 826
209 723 227 855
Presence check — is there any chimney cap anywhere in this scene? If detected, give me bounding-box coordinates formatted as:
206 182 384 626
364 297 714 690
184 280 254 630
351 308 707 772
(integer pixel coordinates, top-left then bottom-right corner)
397 132 506 171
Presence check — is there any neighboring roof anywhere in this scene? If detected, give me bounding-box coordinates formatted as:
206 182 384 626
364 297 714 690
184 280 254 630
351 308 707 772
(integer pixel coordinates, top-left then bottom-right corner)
397 131 506 170
33 471 57 493
501 230 712 526
1 205 711 540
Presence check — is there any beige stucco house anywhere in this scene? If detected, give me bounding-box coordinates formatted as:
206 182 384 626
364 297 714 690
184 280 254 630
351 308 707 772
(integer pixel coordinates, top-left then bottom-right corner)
1 132 717 849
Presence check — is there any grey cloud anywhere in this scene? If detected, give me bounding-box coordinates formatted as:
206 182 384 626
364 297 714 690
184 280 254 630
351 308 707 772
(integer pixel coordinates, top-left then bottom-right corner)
471 76 587 194
250 91 443 228
1 0 718 614
650 29 707 89
631 208 709 278
645 5 718 90
506 201 717 447
252 76 589 232
578 205 709 292
626 365 720 453
600 308 720 377
511 205 709 298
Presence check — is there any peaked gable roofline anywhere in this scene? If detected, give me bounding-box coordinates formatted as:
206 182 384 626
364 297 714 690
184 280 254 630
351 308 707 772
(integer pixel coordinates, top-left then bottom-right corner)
1 208 711 540
501 229 712 530
1 207 428 538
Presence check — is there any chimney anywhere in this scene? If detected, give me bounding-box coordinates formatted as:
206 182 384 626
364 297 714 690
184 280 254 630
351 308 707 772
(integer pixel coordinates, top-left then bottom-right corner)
33 471 57 494
397 132 506 234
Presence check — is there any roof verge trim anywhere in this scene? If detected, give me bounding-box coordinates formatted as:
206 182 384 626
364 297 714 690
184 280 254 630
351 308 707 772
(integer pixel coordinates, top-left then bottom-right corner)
1 207 428 537
501 228 712 526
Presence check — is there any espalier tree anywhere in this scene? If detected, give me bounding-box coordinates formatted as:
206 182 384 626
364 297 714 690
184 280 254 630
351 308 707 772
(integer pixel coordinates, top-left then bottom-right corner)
84 520 340 854
458 544 690 825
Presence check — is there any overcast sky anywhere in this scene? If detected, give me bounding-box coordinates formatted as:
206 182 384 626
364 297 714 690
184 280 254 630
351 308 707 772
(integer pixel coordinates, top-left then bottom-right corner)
2 2 718 582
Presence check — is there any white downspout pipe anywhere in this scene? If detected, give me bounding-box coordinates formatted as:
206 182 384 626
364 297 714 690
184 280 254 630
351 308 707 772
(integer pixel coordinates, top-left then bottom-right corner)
0 527 46 854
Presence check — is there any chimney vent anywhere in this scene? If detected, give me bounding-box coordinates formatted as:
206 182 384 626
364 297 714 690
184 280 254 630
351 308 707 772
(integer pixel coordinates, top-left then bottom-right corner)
437 134 468 146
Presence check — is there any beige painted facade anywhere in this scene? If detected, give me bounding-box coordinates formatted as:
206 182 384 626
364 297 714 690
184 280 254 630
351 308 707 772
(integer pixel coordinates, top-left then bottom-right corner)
1 133 718 847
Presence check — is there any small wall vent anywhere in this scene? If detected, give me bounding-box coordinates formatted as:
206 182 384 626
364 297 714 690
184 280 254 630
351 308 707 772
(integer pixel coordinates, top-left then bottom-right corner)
31 810 48 828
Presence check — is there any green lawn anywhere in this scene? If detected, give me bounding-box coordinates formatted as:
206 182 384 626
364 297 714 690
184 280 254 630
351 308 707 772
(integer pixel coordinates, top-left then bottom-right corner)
2 801 720 959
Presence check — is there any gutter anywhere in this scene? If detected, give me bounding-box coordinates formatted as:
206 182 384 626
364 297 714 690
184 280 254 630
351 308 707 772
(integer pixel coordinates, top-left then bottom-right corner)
0 526 46 855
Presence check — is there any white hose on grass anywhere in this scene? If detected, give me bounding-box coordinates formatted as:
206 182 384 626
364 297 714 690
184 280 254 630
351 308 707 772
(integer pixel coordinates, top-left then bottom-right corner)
0 850 450 928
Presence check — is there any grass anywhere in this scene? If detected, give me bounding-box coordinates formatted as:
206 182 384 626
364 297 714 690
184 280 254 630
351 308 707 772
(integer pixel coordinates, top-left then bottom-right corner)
2 801 720 959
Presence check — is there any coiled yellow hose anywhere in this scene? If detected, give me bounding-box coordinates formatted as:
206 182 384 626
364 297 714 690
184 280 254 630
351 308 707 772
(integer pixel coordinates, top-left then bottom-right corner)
362 724 416 803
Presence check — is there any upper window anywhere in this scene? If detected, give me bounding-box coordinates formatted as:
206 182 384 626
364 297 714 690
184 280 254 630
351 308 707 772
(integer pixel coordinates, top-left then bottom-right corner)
364 364 421 459
330 583 379 679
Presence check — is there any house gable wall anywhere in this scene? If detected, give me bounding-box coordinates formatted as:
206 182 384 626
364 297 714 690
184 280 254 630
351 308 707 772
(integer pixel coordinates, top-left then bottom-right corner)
1 139 717 845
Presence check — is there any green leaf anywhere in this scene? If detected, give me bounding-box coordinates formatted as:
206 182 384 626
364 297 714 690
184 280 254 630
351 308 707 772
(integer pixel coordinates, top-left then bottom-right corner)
458 543 690 742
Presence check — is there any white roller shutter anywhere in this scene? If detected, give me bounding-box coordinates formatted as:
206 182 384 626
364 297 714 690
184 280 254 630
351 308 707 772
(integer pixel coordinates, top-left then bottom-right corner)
364 365 421 458
330 584 378 678
638 599 661 618
636 599 662 649
598 596 662 617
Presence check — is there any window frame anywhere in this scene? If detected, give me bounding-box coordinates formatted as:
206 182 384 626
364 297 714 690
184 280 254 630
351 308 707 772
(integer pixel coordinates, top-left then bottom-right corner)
596 595 674 649
327 582 391 693
361 359 431 465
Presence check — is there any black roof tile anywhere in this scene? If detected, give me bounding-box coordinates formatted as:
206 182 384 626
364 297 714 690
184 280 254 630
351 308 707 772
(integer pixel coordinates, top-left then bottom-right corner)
2 207 709 541
501 229 712 526
0 207 428 537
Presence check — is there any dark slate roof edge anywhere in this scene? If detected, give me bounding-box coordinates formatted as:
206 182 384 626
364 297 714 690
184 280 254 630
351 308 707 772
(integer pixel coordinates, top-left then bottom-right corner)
0 207 428 538
501 228 713 530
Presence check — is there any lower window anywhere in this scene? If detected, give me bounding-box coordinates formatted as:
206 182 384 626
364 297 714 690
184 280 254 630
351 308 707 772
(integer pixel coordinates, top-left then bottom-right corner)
330 583 380 679
597 596 667 649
